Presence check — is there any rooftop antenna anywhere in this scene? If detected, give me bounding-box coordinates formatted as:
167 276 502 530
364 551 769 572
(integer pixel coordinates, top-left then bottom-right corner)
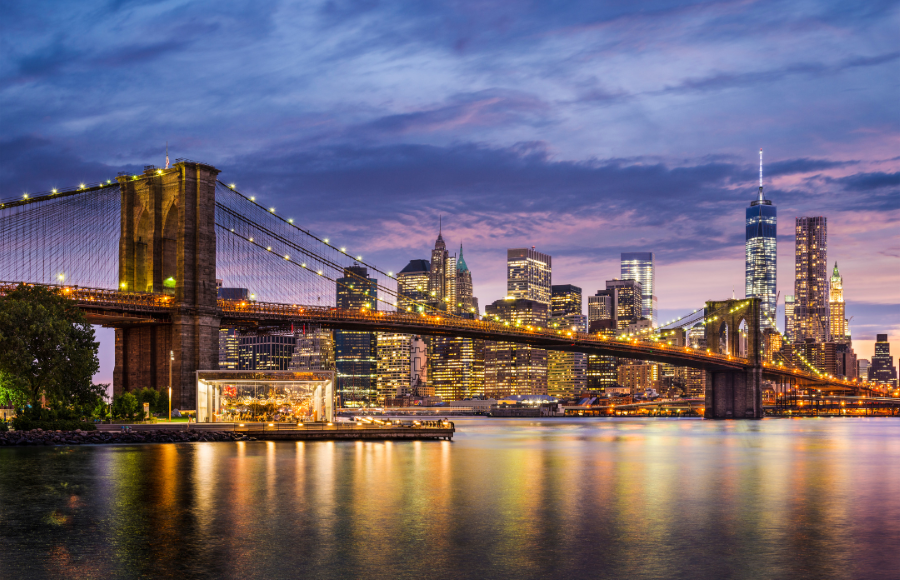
758 148 764 201
165 142 170 169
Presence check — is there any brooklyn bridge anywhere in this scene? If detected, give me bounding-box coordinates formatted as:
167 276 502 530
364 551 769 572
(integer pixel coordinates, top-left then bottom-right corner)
0 161 874 419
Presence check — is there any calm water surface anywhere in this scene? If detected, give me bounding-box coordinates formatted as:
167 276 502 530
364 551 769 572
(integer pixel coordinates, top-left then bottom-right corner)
1 418 899 580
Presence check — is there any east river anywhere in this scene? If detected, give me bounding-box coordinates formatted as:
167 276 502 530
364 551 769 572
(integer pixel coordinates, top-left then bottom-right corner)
1 418 898 580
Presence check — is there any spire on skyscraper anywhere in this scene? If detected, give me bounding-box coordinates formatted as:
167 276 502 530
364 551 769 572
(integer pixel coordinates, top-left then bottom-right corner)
758 148 764 201
457 244 468 272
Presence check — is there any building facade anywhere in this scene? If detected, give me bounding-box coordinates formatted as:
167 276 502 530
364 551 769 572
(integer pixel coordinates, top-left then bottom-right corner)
784 295 796 343
238 334 295 371
870 334 897 387
334 265 378 406
289 326 334 372
507 248 552 305
829 262 849 344
397 259 430 312
376 333 411 404
219 327 240 370
794 217 829 343
621 252 657 325
484 298 549 397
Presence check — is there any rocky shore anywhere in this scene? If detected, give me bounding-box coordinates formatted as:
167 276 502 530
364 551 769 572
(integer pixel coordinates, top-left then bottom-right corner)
0 429 251 446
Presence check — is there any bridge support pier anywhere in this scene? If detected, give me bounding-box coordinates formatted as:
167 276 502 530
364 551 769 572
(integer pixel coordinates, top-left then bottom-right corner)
113 162 221 410
704 367 763 419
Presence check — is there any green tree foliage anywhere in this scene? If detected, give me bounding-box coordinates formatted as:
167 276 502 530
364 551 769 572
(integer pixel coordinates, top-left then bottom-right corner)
111 392 141 420
0 285 100 412
134 387 164 415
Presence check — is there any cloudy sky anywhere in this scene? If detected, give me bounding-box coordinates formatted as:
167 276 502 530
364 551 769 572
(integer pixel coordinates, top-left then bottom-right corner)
1 0 897 380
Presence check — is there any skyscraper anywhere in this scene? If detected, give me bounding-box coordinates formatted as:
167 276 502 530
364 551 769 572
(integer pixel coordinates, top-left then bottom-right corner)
238 335 295 370
397 259 430 312
745 149 777 330
784 295 796 343
548 285 587 398
621 252 657 325
290 326 335 372
507 248 551 305
870 334 897 387
484 298 548 397
334 265 378 406
429 228 449 307
829 262 849 344
455 244 478 316
794 217 829 342
592 279 642 331
376 333 410 404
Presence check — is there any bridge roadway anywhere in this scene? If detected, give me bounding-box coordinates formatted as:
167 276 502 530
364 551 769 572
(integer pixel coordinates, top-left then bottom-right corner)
0 283 874 394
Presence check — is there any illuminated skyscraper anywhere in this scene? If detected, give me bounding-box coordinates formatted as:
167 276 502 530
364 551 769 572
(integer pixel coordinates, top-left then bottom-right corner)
592 279 642 330
397 259 430 312
219 327 240 369
334 265 378 406
239 335 295 370
794 217 829 342
829 262 849 344
870 334 897 387
548 285 586 397
484 298 548 397
507 248 551 305
784 295 796 343
290 326 335 372
621 252 657 325
745 149 777 330
376 333 410 404
455 244 478 315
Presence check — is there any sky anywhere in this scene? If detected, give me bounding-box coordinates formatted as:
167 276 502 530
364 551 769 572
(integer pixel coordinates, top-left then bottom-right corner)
1 0 898 383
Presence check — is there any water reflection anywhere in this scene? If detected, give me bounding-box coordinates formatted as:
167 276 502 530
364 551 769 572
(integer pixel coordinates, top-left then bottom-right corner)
1 418 899 580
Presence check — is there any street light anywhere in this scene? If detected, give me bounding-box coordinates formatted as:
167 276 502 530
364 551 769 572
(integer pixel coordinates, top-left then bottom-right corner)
168 350 174 421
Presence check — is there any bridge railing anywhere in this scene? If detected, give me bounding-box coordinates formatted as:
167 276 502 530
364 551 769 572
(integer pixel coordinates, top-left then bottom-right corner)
218 298 751 366
0 282 174 312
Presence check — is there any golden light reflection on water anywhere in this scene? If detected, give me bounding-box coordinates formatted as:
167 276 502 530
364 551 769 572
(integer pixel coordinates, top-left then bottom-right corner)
2 419 900 579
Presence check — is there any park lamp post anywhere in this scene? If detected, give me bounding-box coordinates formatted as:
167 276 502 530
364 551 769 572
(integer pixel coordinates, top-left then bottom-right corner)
168 350 173 421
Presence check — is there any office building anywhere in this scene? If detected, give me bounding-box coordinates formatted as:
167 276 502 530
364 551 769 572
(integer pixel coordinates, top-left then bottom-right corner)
829 262 849 344
547 284 587 397
857 359 870 382
409 336 432 397
334 265 378 406
429 337 485 401
507 248 552 305
484 298 549 397
745 151 777 330
617 363 658 394
239 334 295 371
590 279 643 331
397 259 430 312
870 334 897 387
377 333 411 404
621 252 657 325
219 327 240 370
289 326 334 372
784 295 796 343
455 245 478 316
551 284 582 318
794 217 829 342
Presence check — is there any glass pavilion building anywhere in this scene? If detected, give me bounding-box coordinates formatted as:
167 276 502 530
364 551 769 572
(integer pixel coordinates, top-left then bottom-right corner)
745 152 777 331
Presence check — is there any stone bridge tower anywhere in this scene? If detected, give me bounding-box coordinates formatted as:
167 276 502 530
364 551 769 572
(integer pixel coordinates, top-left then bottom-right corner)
703 297 763 419
113 162 220 409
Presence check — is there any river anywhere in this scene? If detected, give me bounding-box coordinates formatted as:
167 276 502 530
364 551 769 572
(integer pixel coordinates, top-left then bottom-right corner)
1 417 898 579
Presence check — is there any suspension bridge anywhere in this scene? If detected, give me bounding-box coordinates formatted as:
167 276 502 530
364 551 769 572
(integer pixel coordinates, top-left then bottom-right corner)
0 161 876 419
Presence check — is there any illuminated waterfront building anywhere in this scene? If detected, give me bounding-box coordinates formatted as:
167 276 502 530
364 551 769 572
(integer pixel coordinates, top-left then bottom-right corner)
587 292 617 392
334 265 378 406
829 262 849 344
794 217 829 342
591 279 643 331
507 247 552 305
409 336 432 397
621 252 657 325
484 298 548 397
397 259 430 312
784 295 796 343
870 334 898 387
745 150 777 330
429 336 485 401
239 334 295 370
289 326 334 372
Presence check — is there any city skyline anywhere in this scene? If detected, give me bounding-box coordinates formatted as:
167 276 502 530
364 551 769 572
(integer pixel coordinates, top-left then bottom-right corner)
0 1 895 380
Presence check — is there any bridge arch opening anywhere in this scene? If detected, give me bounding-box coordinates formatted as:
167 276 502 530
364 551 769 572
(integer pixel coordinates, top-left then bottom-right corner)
738 319 748 358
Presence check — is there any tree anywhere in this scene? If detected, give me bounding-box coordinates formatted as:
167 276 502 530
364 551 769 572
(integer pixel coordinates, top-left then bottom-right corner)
0 284 100 412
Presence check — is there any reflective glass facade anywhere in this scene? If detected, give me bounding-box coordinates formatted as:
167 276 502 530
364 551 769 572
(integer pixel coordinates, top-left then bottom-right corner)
507 248 551 305
745 199 777 330
620 252 656 325
794 217 829 342
335 266 378 406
